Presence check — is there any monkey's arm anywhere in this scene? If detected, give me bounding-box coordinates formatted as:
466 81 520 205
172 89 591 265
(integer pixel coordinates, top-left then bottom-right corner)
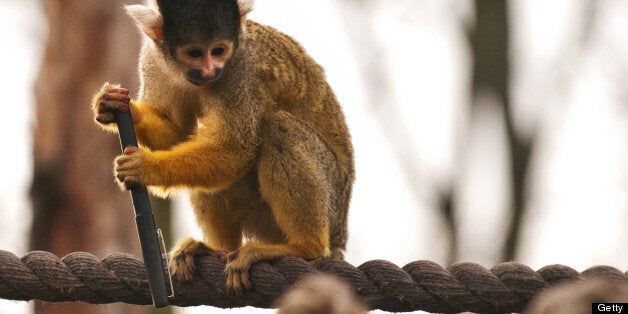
131 101 190 150
115 112 257 191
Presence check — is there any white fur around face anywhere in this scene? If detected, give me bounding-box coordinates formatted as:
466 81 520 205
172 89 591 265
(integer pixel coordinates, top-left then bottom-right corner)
124 4 163 41
238 0 255 16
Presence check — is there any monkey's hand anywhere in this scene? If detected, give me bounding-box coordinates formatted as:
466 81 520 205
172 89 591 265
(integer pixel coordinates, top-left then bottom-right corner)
114 146 152 190
92 83 133 125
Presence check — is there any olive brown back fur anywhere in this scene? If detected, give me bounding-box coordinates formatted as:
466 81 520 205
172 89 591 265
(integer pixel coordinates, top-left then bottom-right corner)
93 0 354 296
247 20 355 256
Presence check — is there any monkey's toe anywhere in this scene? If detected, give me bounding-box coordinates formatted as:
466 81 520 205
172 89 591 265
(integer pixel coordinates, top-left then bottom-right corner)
225 258 253 297
225 267 252 297
169 252 196 282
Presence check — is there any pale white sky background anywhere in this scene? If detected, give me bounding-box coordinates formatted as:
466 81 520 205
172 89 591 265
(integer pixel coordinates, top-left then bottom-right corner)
0 0 627 313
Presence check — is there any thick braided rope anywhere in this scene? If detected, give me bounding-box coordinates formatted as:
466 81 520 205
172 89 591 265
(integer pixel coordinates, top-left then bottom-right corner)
0 250 625 312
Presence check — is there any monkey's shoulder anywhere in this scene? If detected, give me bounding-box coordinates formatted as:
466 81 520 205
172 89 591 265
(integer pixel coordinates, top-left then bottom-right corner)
245 20 326 101
247 20 324 69
245 21 309 59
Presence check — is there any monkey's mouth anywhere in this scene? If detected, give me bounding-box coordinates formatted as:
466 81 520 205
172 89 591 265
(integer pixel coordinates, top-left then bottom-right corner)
186 68 223 86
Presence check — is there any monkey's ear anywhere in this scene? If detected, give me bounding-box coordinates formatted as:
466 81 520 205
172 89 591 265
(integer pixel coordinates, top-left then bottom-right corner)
124 4 164 42
238 0 254 17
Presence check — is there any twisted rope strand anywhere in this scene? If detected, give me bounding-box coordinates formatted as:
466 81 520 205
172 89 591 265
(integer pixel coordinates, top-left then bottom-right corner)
0 250 625 313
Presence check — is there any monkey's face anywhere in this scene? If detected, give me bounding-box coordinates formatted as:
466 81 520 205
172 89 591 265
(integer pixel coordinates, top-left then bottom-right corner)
174 40 235 86
157 0 241 86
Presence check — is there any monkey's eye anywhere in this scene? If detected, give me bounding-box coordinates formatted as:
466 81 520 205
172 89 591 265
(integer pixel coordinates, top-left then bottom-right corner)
187 49 203 59
211 47 225 56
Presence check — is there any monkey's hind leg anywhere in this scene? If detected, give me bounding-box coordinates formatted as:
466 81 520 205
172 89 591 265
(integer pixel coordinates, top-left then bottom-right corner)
225 111 338 296
170 191 244 282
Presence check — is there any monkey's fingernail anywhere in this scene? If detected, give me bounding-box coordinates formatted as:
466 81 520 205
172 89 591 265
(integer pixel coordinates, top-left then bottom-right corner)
123 146 137 155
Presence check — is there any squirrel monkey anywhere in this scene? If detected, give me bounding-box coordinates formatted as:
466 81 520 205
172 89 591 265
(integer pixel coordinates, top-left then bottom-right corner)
92 0 354 296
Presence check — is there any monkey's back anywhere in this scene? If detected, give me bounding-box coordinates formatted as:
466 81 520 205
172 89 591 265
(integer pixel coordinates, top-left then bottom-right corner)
246 20 354 182
246 20 355 255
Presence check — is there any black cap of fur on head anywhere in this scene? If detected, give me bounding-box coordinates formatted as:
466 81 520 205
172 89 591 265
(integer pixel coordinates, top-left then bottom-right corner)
157 0 241 51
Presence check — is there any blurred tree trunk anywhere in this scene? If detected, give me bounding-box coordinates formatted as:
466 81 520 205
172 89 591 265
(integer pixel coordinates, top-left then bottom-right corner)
470 0 535 261
29 0 157 313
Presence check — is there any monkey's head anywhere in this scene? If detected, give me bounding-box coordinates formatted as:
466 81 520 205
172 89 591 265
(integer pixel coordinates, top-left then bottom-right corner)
126 0 254 86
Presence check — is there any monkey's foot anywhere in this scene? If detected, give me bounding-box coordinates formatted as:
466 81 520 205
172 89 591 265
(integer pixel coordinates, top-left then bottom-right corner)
224 243 297 296
169 237 228 282
225 249 254 297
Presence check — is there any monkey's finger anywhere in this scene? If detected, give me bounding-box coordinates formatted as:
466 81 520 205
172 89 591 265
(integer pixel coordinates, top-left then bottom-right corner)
115 177 131 190
115 171 128 182
115 156 132 166
98 100 130 113
102 92 130 102
114 158 138 175
115 166 139 179
116 176 140 190
115 151 141 166
103 83 129 95
95 112 116 124
113 87 130 95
